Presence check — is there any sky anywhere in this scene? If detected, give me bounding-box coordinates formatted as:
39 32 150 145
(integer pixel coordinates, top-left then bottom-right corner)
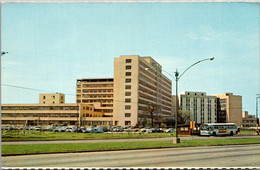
1 2 259 116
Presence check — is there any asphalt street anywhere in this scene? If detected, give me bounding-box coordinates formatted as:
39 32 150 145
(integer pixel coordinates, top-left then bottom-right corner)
2 144 260 167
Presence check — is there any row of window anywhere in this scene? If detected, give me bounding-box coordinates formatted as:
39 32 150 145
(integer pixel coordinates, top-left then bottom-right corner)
1 106 78 111
81 99 113 103
2 113 78 117
79 94 113 98
77 84 113 88
82 89 113 93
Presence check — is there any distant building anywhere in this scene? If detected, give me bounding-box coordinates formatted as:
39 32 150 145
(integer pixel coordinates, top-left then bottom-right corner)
180 91 217 124
242 111 257 128
39 93 65 104
1 93 105 126
215 93 242 127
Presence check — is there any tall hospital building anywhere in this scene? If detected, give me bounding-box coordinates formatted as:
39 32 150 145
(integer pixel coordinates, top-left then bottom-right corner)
76 55 172 127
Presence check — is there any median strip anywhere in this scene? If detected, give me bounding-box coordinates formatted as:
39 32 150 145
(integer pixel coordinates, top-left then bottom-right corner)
2 138 260 156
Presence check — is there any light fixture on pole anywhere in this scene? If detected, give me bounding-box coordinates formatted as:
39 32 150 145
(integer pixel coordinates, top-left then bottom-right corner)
1 52 8 56
173 57 214 144
256 94 260 120
145 57 214 143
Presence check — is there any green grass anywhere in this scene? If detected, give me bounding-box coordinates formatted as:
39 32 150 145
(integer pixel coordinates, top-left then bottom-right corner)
1 130 175 141
239 129 258 135
2 138 260 155
1 129 257 141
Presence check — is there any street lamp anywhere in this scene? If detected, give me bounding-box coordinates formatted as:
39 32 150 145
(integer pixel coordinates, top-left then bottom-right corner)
256 94 260 119
173 57 214 143
1 52 8 56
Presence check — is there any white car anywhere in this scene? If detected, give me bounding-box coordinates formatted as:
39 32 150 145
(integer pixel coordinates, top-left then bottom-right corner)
165 128 176 133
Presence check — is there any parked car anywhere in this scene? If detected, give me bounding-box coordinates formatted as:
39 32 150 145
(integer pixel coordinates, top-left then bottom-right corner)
43 126 55 131
147 128 156 133
65 127 77 132
29 126 36 130
140 127 150 133
83 126 95 133
35 126 41 131
165 128 176 133
53 126 66 132
93 127 104 133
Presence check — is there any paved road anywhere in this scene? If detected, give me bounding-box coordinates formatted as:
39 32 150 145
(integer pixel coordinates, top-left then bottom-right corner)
2 135 260 145
2 144 260 167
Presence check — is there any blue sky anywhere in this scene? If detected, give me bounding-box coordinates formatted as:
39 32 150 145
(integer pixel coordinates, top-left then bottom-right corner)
1 2 259 115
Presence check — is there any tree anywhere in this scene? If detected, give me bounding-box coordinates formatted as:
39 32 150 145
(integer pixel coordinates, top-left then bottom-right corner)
143 102 159 128
177 109 192 124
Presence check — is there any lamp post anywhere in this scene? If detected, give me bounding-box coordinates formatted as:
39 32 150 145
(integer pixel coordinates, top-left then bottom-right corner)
1 52 8 56
173 57 214 143
256 94 260 121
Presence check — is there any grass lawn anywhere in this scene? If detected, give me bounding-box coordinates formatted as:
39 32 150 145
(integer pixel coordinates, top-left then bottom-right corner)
2 138 260 155
1 130 175 141
1 129 257 141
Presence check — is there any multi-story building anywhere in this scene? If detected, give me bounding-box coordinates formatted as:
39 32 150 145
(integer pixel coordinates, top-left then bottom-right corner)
180 91 217 124
215 93 242 127
113 55 172 126
1 93 106 126
242 111 257 128
2 55 173 127
76 78 114 125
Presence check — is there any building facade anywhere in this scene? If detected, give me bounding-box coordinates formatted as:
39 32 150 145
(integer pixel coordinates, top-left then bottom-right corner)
39 93 65 104
76 78 114 125
113 55 172 127
215 93 242 127
1 94 108 126
242 111 257 128
180 91 217 124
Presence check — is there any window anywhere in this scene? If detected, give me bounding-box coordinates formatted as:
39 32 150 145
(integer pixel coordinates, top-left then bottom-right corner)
126 59 132 63
125 79 131 83
126 65 131 69
53 95 55 99
2 107 8 110
77 85 81 88
125 98 131 103
125 121 131 126
125 85 131 89
126 72 131 76
125 105 131 110
43 96 46 99
125 92 131 96
125 113 131 117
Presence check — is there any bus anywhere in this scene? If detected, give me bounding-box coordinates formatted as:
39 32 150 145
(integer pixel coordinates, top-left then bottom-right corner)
200 123 238 136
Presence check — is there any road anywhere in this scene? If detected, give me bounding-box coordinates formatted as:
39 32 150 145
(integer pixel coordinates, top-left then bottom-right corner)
2 144 260 167
2 135 260 145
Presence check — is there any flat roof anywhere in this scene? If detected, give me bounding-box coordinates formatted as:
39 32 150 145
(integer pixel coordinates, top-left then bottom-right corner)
77 78 114 83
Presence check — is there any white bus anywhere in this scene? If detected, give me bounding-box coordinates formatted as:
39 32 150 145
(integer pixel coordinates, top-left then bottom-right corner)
200 123 238 136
